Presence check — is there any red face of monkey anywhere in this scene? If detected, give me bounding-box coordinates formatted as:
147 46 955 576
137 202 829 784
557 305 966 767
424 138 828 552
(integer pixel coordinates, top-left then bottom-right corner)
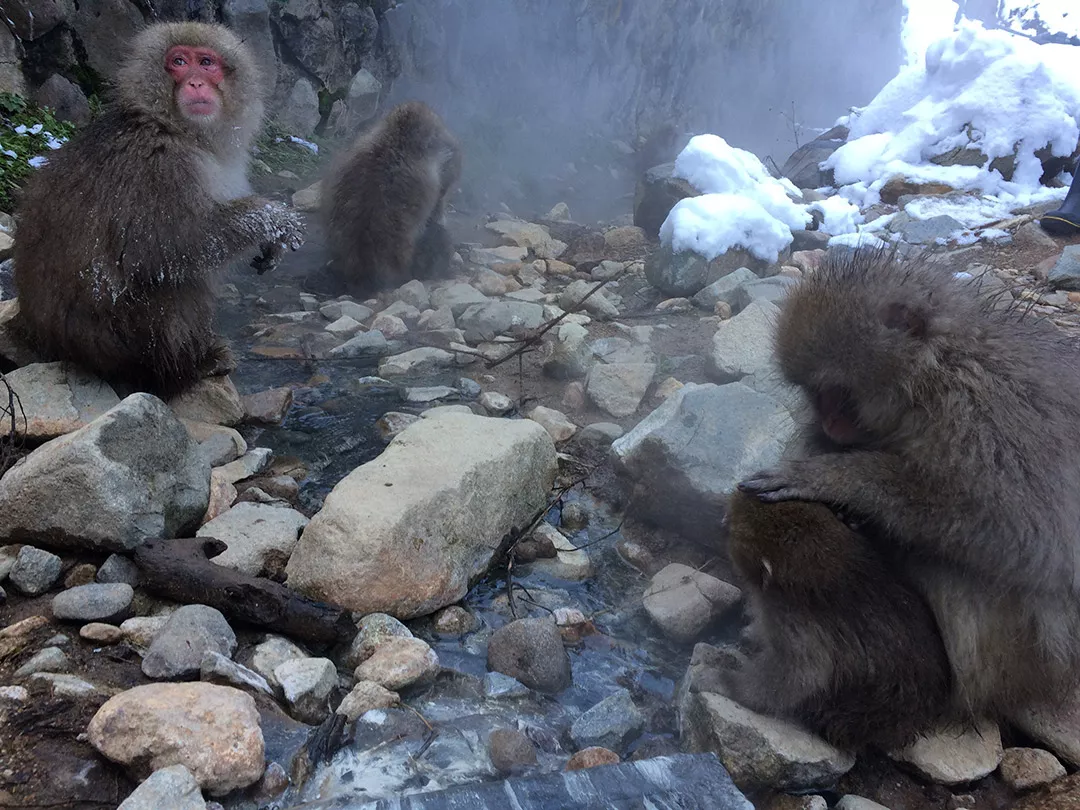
165 45 225 121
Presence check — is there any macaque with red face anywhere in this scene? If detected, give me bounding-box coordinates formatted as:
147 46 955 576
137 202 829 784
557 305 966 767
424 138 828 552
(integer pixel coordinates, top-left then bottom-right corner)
13 22 304 397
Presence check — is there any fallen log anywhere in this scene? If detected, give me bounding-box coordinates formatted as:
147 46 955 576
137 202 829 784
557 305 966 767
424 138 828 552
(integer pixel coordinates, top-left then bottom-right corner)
133 537 355 646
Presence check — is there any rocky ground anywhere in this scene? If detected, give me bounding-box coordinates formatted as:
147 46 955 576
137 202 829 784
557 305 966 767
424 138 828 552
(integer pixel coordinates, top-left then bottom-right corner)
0 172 1079 810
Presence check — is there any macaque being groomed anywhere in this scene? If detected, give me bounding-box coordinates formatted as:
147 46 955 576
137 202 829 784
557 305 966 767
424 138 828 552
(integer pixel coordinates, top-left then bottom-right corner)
323 101 462 294
13 22 304 398
723 489 952 750
739 248 1080 721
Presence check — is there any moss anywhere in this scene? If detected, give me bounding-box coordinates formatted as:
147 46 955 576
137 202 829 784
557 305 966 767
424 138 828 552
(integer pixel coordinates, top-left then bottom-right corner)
252 121 327 179
0 93 77 214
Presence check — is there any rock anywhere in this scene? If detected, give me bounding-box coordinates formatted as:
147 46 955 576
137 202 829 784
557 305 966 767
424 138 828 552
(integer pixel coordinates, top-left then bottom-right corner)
790 250 825 275
120 616 169 650
571 689 646 753
528 523 591 580
586 363 656 418
488 617 571 694
485 219 566 259
52 583 134 623
634 162 701 237
0 394 209 552
889 213 966 245
733 276 796 311
473 267 509 296
203 472 238 523
489 727 538 774
187 422 247 468
646 244 768 298
81 623 123 644
376 412 422 442
0 685 27 703
328 329 390 359
567 747 621 770
708 301 781 383
577 422 624 446
690 268 759 312
371 313 408 339
142 605 237 680
1049 246 1080 292
97 553 140 586
250 635 308 691
378 347 457 377
14 647 69 677
392 279 429 310
611 383 794 542
214 448 272 487
287 413 556 618
292 181 321 212
434 605 477 636
337 680 399 722
30 672 98 697
643 564 741 641
354 636 440 691
681 691 855 790
430 282 491 315
781 137 844 189
117 764 206 810
529 406 577 442
418 306 456 331
835 797 889 810
4 362 120 441
470 246 531 268
544 322 592 380
8 545 62 594
64 562 97 588
879 175 955 205
0 544 17 579
1014 773 1080 810
560 280 619 320
200 651 272 697
275 657 337 723
890 720 1003 786
197 503 308 578
403 386 460 404
484 671 531 699
1000 747 1066 791
457 301 544 342
169 377 244 427
240 388 294 427
479 391 514 415
87 682 264 795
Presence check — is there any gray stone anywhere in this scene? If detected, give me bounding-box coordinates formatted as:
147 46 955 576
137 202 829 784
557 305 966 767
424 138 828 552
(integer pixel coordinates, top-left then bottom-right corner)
52 583 134 623
430 283 490 316
418 306 456 331
30 672 99 697
469 245 531 267
577 422 625 446
168 377 244 428
999 747 1066 791
200 650 273 696
338 69 382 132
836 796 890 810
690 268 759 312
634 162 700 239
781 137 844 189
544 322 592 380
479 392 515 415
142 605 238 680
250 635 308 690
732 276 797 312
890 213 966 245
1049 246 1080 292
14 646 69 677
97 554 140 586
378 347 456 377
484 219 566 260
353 637 440 691
118 764 206 810
403 386 460 404
0 544 17 580
560 280 619 320
4 362 120 441
214 448 272 487
889 720 1002 785
343 613 413 670
0 394 209 552
277 76 321 136
646 245 768 298
585 363 656 418
570 688 646 753
321 301 374 322
708 301 781 384
336 680 399 722
197 502 309 578
529 406 577 442
329 330 390 358
611 383 794 543
394 279 431 310
275 657 337 723
458 301 544 342
487 617 571 694
484 671 531 699
8 545 62 594
643 564 741 642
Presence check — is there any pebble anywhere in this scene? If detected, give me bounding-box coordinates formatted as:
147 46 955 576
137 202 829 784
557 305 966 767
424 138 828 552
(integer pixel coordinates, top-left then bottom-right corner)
324 315 364 336
529 405 577 442
487 617 572 694
275 657 338 723
9 546 62 595
570 688 645 753
999 747 1066 791
484 671 531 700
80 623 123 644
250 635 308 690
577 422 624 446
343 613 414 669
31 672 98 697
488 728 538 774
240 387 294 427
567 747 621 770
479 391 514 415
117 764 206 810
353 637 440 691
120 616 169 650
142 605 237 680
52 583 134 623
433 606 478 636
336 680 400 722
97 554 140 586
201 651 273 697
14 646 69 677
64 563 98 588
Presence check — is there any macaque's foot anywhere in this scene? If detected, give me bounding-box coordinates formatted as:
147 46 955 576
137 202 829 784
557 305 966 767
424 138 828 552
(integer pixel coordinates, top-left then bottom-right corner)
200 341 236 377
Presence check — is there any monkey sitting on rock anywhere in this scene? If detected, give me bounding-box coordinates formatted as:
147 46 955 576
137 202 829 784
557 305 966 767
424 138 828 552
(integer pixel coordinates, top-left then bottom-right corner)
739 248 1080 722
323 101 462 295
13 21 304 398
722 489 953 751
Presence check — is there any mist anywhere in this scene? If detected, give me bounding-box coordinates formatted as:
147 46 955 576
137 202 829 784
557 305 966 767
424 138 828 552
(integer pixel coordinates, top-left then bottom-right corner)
377 0 905 221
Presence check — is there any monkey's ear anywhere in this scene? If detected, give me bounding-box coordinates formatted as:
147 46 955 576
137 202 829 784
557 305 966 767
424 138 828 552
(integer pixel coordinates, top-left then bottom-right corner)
879 302 927 338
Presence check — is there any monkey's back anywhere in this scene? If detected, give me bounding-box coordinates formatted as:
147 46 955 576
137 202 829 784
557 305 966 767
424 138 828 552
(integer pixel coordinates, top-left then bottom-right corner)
728 492 952 749
324 102 461 292
13 107 219 395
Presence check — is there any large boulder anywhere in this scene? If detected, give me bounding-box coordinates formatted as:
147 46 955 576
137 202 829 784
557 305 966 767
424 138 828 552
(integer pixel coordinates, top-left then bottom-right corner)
4 362 120 442
0 393 210 552
611 383 795 542
286 411 557 618
780 135 845 189
646 245 768 298
634 162 699 238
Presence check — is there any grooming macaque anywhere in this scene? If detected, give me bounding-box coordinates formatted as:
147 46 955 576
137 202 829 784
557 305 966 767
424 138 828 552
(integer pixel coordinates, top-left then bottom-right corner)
739 249 1080 720
13 22 304 398
323 101 462 294
723 489 952 750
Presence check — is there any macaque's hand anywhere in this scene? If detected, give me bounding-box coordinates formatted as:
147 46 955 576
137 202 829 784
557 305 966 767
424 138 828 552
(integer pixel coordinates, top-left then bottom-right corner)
738 459 826 504
251 204 305 274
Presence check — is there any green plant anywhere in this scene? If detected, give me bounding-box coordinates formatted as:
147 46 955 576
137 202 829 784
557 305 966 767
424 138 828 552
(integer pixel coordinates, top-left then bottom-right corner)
0 92 77 213
251 121 326 179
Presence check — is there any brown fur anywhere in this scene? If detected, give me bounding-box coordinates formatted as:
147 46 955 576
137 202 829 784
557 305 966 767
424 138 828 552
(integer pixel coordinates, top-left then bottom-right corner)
739 248 1080 720
723 489 952 750
13 22 303 398
323 101 462 294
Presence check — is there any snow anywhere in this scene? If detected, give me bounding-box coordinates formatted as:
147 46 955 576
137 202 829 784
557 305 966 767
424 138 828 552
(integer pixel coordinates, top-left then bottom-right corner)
1000 1 1080 38
286 135 319 154
27 156 47 168
827 232 888 250
659 193 795 264
902 0 959 66
809 195 864 235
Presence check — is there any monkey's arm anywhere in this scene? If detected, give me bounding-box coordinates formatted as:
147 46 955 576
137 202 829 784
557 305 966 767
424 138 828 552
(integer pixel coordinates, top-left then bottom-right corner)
203 198 306 272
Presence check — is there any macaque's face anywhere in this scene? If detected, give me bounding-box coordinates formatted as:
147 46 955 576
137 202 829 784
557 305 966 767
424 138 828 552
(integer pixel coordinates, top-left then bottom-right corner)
165 45 225 121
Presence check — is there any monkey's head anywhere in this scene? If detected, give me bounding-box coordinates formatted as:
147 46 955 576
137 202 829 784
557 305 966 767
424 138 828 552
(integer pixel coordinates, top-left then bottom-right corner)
726 489 858 594
117 22 264 144
773 248 980 448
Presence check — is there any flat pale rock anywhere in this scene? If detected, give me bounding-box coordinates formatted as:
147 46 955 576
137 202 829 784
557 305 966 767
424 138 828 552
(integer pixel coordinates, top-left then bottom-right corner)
353 636 440 691
5 362 119 441
117 764 206 810
336 680 399 722
168 376 244 427
889 720 1002 785
1000 747 1066 791
87 682 265 795
197 502 308 577
643 564 741 641
585 363 656 417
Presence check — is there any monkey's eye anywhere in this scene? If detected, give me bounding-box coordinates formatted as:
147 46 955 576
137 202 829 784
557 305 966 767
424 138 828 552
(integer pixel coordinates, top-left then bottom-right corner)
171 56 186 67
199 56 215 67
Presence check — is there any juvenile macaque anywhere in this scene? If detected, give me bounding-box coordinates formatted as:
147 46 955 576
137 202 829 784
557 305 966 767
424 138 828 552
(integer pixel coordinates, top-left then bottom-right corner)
739 248 1080 719
13 22 304 397
323 101 462 294
723 489 952 750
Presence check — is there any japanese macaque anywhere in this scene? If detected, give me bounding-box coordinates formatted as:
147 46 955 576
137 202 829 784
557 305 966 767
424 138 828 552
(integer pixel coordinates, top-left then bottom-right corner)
739 248 1080 721
323 101 462 294
722 489 952 750
13 22 304 398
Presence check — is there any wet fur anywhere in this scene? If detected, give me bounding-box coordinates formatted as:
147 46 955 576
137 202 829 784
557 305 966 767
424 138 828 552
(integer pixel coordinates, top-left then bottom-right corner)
13 22 302 398
741 248 1080 719
724 490 952 750
323 101 462 294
